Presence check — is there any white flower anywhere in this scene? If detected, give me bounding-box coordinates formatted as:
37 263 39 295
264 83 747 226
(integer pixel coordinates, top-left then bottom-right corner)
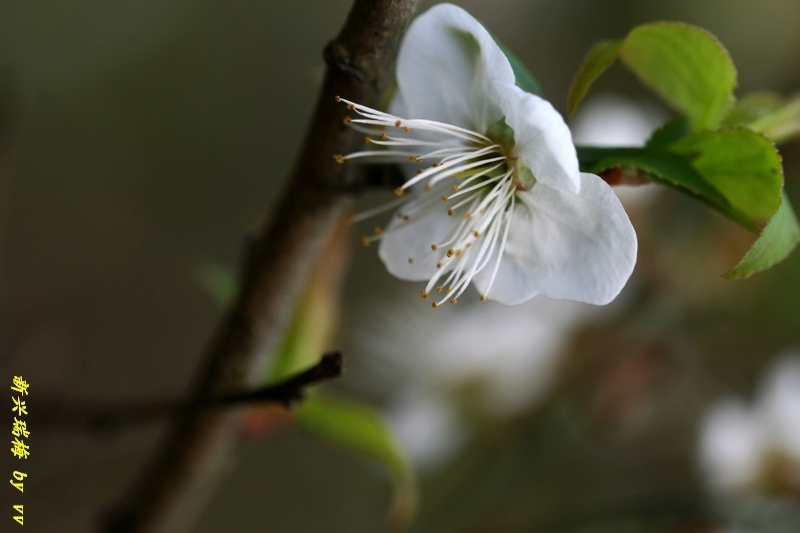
336 4 636 307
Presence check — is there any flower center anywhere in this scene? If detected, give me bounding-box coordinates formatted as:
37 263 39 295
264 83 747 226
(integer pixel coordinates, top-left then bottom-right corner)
335 96 527 307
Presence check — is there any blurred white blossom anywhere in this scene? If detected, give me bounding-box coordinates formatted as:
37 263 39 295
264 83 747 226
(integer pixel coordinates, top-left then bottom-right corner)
571 94 667 207
357 294 591 469
699 353 800 497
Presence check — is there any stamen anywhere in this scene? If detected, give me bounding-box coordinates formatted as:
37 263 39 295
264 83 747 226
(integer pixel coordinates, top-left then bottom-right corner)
335 95 523 306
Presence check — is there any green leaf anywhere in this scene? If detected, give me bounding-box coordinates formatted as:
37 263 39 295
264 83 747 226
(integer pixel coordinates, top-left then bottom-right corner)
577 146 731 213
496 39 543 95
568 22 736 130
724 92 800 145
645 117 690 149
578 128 784 233
723 92 786 127
568 39 623 116
724 191 800 279
670 128 783 231
295 393 417 524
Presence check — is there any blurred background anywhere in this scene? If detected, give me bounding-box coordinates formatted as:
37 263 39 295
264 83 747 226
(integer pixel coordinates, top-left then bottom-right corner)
2 0 800 531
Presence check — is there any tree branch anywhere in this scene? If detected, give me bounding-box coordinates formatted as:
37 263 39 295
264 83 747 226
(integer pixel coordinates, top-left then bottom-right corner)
101 2 420 531
35 352 344 432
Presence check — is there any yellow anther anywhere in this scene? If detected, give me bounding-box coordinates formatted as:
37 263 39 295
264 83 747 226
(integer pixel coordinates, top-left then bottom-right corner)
373 226 383 235
424 183 433 192
432 301 439 309
334 95 342 102
446 248 455 258
395 120 402 127
380 133 388 140
333 154 345 164
436 262 443 269
343 117 352 125
449 298 457 305
343 213 354 226
452 185 459 192
410 156 420 162
403 126 410 133
464 212 472 220
394 187 405 197
435 286 443 293
448 209 455 216
407 257 414 265
441 195 449 201
346 103 355 110
431 244 438 251
473 230 480 237
360 236 371 247
456 250 463 257
421 290 429 299
480 295 487 301
364 137 372 144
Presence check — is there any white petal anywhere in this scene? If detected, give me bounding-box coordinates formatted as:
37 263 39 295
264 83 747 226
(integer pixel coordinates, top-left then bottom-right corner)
474 173 637 305
378 197 453 281
495 83 581 194
393 3 514 131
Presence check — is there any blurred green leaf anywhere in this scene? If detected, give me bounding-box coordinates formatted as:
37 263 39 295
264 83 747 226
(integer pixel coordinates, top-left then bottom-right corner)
267 286 331 381
496 39 543 95
670 128 783 231
724 92 800 145
569 22 736 130
295 393 417 524
724 192 800 279
196 262 238 307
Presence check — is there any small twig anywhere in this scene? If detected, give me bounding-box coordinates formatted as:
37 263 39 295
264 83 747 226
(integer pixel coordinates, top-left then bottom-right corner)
214 351 343 408
35 352 344 432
